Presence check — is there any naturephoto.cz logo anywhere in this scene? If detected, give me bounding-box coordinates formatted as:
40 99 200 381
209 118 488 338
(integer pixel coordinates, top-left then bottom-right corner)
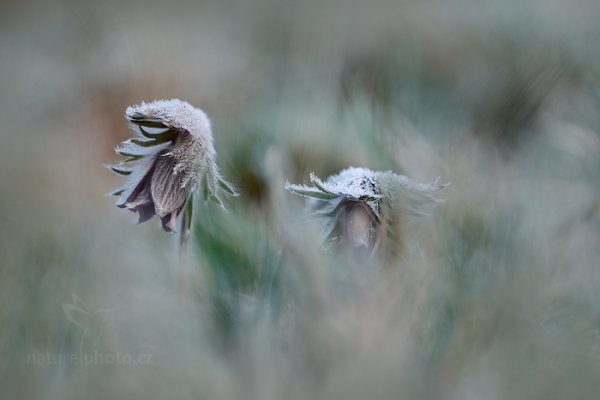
27 294 153 367
27 350 153 366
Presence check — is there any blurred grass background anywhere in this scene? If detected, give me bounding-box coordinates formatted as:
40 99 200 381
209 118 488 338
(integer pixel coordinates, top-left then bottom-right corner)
1 0 599 399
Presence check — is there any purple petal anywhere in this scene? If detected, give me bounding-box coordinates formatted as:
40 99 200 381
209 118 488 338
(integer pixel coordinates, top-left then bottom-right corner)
134 203 156 224
161 212 179 233
117 158 157 225
150 153 189 221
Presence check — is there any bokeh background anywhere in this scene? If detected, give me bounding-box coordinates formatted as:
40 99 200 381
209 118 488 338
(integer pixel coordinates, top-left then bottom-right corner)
1 0 599 399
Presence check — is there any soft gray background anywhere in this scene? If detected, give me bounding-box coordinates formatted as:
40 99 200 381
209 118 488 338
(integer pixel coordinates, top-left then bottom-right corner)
1 0 599 399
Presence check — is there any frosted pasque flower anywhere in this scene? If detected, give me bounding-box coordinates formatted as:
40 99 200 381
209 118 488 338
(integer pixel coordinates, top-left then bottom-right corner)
285 167 448 253
108 99 237 232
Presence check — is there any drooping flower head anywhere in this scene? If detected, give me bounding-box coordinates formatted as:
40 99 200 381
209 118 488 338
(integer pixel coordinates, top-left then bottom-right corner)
285 167 448 254
108 99 237 232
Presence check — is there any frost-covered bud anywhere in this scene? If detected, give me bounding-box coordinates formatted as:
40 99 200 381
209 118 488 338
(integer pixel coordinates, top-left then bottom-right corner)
285 167 448 253
108 99 237 232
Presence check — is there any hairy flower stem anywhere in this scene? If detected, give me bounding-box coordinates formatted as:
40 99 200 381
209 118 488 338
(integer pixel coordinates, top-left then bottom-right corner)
177 195 193 304
179 194 193 251
108 99 238 305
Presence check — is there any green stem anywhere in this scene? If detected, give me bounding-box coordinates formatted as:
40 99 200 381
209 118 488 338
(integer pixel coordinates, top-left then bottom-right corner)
178 195 194 304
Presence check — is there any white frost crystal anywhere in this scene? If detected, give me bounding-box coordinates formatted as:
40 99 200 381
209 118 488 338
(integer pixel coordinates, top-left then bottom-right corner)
108 99 237 232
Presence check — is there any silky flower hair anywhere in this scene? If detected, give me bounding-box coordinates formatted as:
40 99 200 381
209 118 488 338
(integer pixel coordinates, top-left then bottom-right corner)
108 99 237 232
285 167 448 254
